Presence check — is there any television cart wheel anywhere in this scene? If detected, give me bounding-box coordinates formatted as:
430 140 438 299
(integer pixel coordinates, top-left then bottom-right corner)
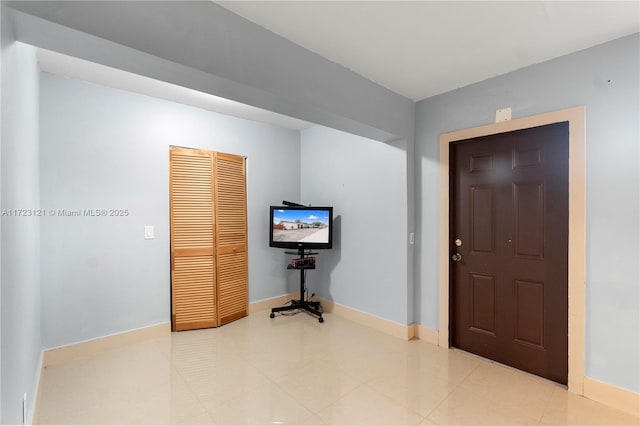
270 248 324 323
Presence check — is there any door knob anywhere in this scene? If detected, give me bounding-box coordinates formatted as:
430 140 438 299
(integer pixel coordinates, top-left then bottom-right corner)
451 253 462 262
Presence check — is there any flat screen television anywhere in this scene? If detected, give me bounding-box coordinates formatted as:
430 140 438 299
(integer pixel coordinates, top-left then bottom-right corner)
269 205 333 250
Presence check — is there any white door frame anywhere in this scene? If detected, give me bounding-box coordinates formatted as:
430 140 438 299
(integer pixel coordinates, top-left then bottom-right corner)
437 106 586 394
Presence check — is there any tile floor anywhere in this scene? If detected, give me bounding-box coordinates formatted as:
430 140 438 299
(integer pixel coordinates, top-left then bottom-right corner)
36 312 639 425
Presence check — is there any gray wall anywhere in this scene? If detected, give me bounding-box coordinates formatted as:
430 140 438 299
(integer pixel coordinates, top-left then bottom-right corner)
1 3 42 423
300 126 408 324
415 33 639 393
40 72 301 349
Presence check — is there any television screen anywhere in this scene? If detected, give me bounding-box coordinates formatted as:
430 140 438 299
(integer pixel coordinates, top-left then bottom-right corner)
269 206 333 250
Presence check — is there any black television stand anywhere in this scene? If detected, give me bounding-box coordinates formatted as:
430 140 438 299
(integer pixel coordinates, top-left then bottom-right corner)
270 248 324 323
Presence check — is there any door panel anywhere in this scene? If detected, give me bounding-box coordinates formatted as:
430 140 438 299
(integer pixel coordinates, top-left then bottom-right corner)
173 255 216 331
214 152 248 326
470 185 496 254
514 182 544 258
170 148 216 331
450 122 569 384
513 279 544 348
469 273 496 335
217 251 248 324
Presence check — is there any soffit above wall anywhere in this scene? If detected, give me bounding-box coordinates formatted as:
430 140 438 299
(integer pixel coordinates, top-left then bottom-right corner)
36 48 314 131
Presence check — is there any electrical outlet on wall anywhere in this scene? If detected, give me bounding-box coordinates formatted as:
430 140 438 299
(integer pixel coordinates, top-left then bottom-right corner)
495 107 512 122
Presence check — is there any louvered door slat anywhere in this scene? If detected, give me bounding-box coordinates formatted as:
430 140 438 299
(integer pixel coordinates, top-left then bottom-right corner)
214 153 248 326
215 154 247 249
217 251 248 324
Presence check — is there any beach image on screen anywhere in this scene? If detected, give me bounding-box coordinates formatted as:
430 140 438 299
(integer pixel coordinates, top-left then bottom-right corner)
272 209 330 243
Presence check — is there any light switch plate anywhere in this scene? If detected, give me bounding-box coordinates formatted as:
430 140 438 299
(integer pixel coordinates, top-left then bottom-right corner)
144 226 154 239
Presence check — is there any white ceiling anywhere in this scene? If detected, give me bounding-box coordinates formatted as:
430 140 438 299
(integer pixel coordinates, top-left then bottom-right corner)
216 1 640 101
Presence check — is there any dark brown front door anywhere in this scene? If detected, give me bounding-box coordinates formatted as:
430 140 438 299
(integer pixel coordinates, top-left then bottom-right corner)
450 122 569 384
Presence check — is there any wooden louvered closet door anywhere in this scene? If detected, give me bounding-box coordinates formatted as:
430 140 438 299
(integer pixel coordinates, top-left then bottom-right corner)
214 152 248 325
170 147 248 331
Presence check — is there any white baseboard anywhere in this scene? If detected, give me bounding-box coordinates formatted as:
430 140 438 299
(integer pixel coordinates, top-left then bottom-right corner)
317 298 443 344
42 322 171 367
408 324 419 340
416 324 440 345
318 298 414 340
584 376 640 417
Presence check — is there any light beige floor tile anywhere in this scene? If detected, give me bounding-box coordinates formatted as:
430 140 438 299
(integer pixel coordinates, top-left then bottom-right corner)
211 381 314 425
316 384 424 425
540 387 640 425
427 387 540 425
327 353 384 382
244 347 326 381
297 413 329 425
170 407 217 426
403 344 482 386
419 417 439 425
170 330 240 367
323 347 418 383
167 374 217 425
274 358 362 413
240 312 329 356
37 347 174 424
458 361 559 420
182 362 273 406
368 369 456 417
